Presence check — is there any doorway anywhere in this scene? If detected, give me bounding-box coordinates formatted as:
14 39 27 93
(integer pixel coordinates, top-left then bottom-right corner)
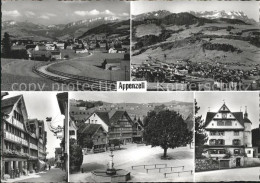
236 158 241 167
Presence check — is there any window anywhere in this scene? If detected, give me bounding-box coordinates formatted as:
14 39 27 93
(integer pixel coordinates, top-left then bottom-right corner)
234 149 240 155
222 113 227 119
69 131 75 135
217 121 224 126
225 121 232 126
247 150 251 154
234 131 239 136
233 139 240 146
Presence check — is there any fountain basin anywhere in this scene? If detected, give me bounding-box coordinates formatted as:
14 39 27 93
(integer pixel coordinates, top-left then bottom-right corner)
91 169 131 182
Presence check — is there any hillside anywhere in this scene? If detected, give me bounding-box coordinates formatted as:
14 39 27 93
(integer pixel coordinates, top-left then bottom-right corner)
132 11 260 68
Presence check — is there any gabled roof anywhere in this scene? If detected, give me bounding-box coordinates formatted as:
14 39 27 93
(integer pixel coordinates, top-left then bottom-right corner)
110 111 133 126
205 112 217 126
1 95 23 114
78 124 104 137
218 103 231 112
95 112 110 126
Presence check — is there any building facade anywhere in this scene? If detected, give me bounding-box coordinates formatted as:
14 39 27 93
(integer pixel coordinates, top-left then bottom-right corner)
1 95 47 180
204 103 256 168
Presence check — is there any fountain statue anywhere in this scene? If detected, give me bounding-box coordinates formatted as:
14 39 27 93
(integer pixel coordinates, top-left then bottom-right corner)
91 148 130 182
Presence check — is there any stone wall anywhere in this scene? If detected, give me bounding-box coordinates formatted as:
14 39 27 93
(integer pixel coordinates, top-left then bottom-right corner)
244 157 260 167
195 159 219 172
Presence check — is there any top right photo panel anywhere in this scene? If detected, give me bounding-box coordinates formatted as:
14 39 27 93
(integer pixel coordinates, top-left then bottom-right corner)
131 0 260 91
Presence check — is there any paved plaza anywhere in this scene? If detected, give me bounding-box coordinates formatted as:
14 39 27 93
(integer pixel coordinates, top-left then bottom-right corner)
69 144 194 182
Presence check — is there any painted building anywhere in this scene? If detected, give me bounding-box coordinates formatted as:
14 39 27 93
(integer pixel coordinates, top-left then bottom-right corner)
204 102 256 168
1 95 47 180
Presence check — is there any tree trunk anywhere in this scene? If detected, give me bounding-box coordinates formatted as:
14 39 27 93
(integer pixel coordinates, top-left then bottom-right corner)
163 148 168 158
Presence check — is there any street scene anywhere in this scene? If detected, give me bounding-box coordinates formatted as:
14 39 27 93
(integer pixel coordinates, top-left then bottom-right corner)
1 92 68 182
1 1 130 91
69 92 194 182
195 92 260 182
131 1 260 90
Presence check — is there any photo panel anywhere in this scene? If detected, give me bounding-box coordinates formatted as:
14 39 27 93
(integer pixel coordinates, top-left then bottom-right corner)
69 92 195 182
194 91 260 182
1 91 69 182
131 0 260 91
1 0 130 91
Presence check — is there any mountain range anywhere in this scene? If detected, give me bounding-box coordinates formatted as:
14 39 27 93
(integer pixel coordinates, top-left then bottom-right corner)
133 10 256 24
2 16 129 41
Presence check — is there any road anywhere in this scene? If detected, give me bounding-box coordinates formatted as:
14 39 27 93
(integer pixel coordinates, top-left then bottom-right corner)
2 168 66 183
195 166 260 182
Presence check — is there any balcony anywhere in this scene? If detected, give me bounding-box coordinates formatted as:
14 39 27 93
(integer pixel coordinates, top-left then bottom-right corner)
11 118 24 130
30 143 38 150
4 132 29 146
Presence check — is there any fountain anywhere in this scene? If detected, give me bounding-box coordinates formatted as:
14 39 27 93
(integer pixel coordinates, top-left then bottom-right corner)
91 149 131 182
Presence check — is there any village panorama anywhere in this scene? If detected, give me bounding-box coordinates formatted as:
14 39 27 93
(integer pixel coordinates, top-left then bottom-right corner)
131 1 260 91
1 1 130 91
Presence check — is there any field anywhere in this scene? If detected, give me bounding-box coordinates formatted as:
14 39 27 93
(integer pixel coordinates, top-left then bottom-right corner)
1 58 65 91
135 24 162 37
48 52 130 81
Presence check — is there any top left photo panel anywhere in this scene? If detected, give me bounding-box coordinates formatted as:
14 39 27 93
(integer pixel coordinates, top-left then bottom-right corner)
1 0 130 91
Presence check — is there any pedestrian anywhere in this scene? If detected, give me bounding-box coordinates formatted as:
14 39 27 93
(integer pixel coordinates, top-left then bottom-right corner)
49 164 51 170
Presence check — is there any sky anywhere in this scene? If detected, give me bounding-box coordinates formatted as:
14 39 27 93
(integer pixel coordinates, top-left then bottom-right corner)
3 92 65 158
2 0 130 25
70 91 194 104
131 0 259 22
195 92 259 129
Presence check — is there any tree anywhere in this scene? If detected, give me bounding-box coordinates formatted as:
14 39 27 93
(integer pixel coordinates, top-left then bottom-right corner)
195 99 208 159
2 32 12 58
69 139 83 171
143 110 193 159
105 40 109 51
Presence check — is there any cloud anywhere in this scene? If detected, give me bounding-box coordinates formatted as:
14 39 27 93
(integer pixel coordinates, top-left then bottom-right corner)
39 15 50 19
102 10 114 15
3 10 21 17
25 11 35 17
122 12 129 16
74 9 116 16
39 13 57 19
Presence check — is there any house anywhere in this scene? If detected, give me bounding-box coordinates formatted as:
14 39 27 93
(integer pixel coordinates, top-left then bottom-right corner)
108 48 117 53
34 44 46 51
78 124 107 154
69 120 78 140
55 43 65 49
50 50 62 60
1 95 47 179
85 112 110 132
116 48 127 53
75 49 88 54
46 44 56 50
109 111 135 144
84 111 136 145
102 59 122 70
26 44 36 50
31 50 51 61
203 102 257 168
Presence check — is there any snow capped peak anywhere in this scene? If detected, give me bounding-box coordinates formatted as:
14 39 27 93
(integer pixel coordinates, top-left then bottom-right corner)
189 10 256 24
